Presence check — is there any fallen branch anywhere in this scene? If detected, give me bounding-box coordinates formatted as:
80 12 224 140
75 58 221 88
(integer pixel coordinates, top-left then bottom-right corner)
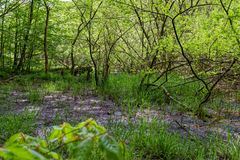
161 86 189 109
174 120 192 136
0 76 17 84
174 120 205 140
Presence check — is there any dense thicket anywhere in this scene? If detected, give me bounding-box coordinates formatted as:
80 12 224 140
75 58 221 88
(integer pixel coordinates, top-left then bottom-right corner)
0 0 239 116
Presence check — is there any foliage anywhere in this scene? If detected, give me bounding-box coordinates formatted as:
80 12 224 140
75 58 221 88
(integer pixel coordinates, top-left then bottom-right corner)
0 119 123 160
0 0 239 158
99 73 236 114
0 0 239 112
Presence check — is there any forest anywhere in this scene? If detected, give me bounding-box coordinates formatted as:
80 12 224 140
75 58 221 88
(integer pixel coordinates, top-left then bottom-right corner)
0 0 239 159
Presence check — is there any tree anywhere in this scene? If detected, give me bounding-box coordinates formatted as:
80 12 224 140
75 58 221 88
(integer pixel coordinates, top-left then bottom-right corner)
16 0 34 72
43 0 50 73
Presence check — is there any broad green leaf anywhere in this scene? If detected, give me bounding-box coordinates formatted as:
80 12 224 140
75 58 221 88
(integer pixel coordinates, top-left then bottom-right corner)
6 145 45 160
100 134 123 160
48 126 62 142
1 119 122 160
48 151 63 160
5 133 24 146
0 148 12 159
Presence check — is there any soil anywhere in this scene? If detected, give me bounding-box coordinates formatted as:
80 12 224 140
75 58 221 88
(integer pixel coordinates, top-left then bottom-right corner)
1 90 239 139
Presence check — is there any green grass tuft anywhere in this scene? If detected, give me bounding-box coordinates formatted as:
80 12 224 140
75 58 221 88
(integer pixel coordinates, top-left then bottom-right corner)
0 112 36 143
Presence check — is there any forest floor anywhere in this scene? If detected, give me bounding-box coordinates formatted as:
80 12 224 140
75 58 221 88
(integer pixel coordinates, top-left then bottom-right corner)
1 73 240 159
1 89 239 139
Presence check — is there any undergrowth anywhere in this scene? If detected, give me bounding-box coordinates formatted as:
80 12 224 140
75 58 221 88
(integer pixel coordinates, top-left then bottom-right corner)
0 112 36 144
0 72 239 159
1 115 239 160
108 119 240 160
99 73 239 114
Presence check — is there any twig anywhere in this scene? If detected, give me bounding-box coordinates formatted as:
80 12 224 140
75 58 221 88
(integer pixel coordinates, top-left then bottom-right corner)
174 120 205 139
161 86 189 109
174 120 192 136
0 76 17 84
198 58 236 109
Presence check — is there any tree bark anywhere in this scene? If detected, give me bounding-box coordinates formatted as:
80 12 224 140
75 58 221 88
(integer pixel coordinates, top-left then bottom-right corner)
13 10 19 69
43 0 50 73
0 11 5 69
70 22 83 74
16 0 34 71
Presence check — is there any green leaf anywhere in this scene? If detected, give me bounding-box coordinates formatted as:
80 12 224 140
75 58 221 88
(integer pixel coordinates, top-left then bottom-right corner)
1 119 122 160
5 133 24 146
48 126 62 142
5 145 46 160
0 148 12 159
100 134 123 160
67 137 94 160
48 151 63 160
39 140 48 148
26 148 48 160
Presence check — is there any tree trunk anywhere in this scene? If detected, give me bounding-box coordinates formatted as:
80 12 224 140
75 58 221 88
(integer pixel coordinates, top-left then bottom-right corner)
70 22 84 75
0 0 7 69
88 27 99 86
16 0 34 71
43 0 50 73
13 10 19 69
0 12 5 69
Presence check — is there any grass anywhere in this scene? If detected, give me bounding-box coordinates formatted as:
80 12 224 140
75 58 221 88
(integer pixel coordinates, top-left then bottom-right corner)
1 112 239 159
13 71 94 98
0 114 239 160
99 73 164 109
4 71 234 115
0 112 36 144
108 119 240 160
99 72 239 116
0 71 238 120
27 88 44 104
0 71 239 159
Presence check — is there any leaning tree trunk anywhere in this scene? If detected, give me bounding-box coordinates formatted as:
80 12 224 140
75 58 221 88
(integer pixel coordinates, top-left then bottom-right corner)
70 22 83 75
70 21 84 74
